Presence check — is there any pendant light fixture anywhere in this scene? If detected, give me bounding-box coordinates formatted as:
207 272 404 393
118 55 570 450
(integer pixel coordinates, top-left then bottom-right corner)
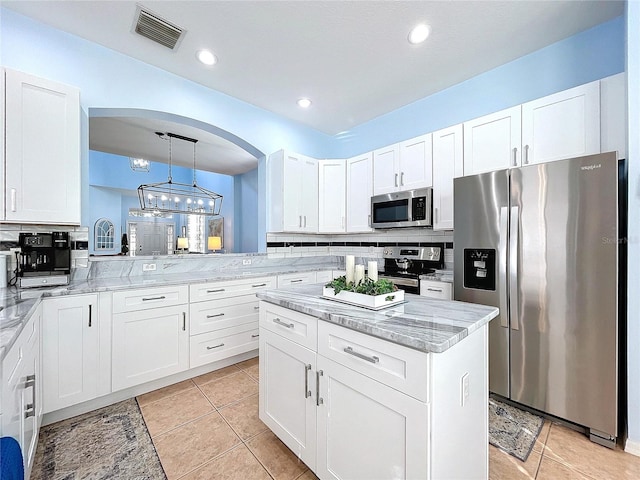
137 131 223 216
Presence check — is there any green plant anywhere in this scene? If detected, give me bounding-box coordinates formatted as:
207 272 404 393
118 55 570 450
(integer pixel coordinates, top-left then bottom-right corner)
325 276 398 296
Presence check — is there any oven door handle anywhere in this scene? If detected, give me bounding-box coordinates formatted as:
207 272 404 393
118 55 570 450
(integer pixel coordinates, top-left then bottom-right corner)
378 275 419 288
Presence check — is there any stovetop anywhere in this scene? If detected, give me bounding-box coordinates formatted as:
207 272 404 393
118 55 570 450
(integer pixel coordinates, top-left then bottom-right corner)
380 244 444 279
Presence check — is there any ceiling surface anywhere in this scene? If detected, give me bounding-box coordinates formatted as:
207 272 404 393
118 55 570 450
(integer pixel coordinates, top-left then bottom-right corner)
3 0 624 136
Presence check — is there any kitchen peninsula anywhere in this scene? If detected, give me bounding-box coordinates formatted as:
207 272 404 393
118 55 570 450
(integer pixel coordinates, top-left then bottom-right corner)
257 284 498 480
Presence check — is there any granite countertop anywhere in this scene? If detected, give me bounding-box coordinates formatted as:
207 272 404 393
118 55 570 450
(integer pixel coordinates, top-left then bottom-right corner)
419 269 454 283
257 284 498 353
0 263 340 361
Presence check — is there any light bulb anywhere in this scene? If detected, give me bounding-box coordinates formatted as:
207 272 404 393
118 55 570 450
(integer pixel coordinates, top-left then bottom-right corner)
161 195 167 202
186 198 192 204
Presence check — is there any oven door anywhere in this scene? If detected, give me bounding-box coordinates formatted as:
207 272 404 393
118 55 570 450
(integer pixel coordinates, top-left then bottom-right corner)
379 274 419 295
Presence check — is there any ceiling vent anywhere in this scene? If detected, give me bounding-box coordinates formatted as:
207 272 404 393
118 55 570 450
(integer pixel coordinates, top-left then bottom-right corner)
134 6 184 50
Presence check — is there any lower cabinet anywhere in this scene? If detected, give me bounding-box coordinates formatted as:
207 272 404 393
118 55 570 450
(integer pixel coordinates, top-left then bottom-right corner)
190 323 259 368
112 305 189 391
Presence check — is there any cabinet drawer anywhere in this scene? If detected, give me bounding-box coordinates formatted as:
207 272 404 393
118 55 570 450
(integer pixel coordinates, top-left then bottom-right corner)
318 321 430 402
190 276 276 303
113 285 188 313
190 294 260 335
277 271 317 287
190 323 259 368
259 302 317 350
420 280 453 300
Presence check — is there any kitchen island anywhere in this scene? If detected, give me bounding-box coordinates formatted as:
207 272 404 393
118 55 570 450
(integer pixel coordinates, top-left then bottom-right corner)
257 284 498 480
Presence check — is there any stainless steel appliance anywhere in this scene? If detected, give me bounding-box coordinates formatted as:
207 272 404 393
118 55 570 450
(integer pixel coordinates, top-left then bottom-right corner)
453 152 620 447
370 187 432 228
18 232 71 288
380 245 444 294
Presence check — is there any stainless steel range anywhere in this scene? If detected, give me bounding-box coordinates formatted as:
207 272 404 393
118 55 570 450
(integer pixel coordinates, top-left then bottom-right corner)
379 245 444 294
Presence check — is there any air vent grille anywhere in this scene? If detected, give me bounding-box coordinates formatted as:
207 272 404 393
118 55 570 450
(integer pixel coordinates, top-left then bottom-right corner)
135 9 184 49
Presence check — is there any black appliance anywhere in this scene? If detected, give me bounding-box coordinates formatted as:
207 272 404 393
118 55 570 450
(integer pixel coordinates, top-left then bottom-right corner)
379 244 444 294
17 232 71 287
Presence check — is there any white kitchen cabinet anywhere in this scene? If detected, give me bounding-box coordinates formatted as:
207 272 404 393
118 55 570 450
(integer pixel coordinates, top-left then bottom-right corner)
190 323 259 368
3 68 81 224
399 133 433 190
277 271 317 288
463 106 522 174
521 80 600 165
318 160 346 233
420 280 453 300
315 270 334 284
42 295 100 413
267 149 318 233
1 304 41 479
372 144 400 195
600 72 627 159
346 152 373 232
112 304 189 391
432 124 464 230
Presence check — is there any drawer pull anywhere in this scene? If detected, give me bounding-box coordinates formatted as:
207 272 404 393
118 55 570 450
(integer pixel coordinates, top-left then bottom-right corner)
206 343 225 350
273 317 294 329
316 370 324 406
142 295 166 301
254 306 260 310
304 364 312 398
207 288 225 293
427 288 443 293
25 374 36 418
88 304 92 327
290 279 303 283
251 334 260 338
344 346 380 364
25 374 36 388
182 312 186 331
206 313 225 318
252 283 267 288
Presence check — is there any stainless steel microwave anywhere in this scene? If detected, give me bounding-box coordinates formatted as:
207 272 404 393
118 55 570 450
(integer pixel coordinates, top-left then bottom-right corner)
370 187 433 228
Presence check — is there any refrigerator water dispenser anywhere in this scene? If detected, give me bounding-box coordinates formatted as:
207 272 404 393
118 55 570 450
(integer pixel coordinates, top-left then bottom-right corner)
463 249 496 290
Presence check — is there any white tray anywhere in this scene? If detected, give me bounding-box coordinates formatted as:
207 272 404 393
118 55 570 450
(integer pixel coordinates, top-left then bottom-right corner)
322 287 405 310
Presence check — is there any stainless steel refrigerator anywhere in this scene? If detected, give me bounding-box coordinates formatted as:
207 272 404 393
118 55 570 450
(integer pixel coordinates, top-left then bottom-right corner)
453 152 619 446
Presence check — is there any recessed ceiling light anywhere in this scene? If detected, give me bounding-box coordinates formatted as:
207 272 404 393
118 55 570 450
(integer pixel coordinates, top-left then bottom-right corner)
297 98 312 108
196 49 217 66
408 24 431 45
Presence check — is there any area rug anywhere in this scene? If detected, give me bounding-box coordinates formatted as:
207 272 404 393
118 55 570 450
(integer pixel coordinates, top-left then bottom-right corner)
30 399 167 480
489 397 544 462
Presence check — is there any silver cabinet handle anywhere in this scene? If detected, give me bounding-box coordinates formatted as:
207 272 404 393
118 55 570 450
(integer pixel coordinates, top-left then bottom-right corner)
206 313 225 318
513 147 518 167
251 334 259 338
400 172 404 186
25 374 36 388
524 145 529 164
252 283 267 288
394 173 398 187
434 207 439 223
498 207 509 328
88 304 92 327
368 214 372 227
182 312 186 331
254 306 260 310
426 288 443 292
273 317 294 329
316 370 324 406
509 206 520 330
143 295 166 301
25 374 36 418
207 288 225 293
206 343 224 350
290 279 303 283
10 188 16 212
341 216 345 228
304 364 312 398
344 346 379 364
299 215 302 227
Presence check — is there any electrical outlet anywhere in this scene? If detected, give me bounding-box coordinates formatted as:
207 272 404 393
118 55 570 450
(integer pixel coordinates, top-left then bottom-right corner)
142 263 156 272
460 373 470 407
242 258 252 266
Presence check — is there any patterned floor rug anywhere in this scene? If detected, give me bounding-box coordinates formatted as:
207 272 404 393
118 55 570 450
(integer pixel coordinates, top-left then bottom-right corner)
489 397 544 462
30 399 166 480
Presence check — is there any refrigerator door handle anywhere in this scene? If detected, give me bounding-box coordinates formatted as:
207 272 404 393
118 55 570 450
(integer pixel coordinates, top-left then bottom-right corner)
499 207 509 328
509 206 520 330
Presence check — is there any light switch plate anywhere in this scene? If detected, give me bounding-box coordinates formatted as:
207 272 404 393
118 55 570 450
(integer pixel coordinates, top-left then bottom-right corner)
143 263 156 272
243 259 251 265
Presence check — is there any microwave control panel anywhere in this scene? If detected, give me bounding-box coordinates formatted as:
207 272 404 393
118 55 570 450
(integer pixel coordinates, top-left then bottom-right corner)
411 196 427 221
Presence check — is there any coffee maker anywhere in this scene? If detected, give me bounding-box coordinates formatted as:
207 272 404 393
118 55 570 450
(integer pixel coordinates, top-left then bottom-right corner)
17 232 71 288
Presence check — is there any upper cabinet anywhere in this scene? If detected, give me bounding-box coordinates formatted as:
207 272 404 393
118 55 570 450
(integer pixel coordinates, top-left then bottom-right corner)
373 135 433 195
267 150 318 233
318 160 346 233
521 81 600 165
463 106 522 175
432 124 463 231
600 72 627 159
3 68 81 224
346 152 373 233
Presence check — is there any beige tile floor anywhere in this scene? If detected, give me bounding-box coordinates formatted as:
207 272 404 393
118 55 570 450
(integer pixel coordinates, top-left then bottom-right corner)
138 357 640 480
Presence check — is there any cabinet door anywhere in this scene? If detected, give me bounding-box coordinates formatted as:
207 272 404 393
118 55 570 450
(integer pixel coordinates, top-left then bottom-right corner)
522 81 600 165
399 133 433 190
42 295 99 413
283 152 303 231
316 356 429 480
259 329 317 470
432 124 463 230
112 305 189 391
346 153 373 232
373 144 400 195
318 160 346 233
463 106 521 175
4 69 80 224
301 156 319 232
600 72 626 159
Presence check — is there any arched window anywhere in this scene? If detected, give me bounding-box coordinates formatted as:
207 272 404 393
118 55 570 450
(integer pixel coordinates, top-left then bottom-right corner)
95 218 115 250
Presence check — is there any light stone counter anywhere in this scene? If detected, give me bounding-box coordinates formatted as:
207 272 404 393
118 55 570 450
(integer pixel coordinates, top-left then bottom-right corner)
257 283 498 353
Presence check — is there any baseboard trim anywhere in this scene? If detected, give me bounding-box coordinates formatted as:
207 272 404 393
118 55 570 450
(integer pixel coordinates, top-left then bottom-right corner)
625 438 640 457
42 349 257 426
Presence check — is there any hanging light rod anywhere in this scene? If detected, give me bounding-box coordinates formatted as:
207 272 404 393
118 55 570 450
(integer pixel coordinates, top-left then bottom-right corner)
165 131 198 143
